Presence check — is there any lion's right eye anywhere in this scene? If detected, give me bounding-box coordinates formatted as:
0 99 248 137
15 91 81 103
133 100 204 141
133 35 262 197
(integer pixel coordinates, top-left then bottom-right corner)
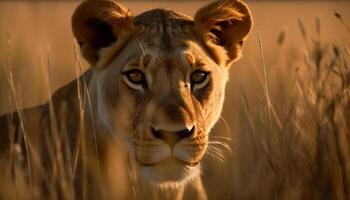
190 70 209 84
190 70 210 90
122 69 146 85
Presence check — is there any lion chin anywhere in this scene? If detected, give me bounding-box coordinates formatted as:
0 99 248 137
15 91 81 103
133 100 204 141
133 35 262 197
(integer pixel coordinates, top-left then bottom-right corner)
138 157 201 189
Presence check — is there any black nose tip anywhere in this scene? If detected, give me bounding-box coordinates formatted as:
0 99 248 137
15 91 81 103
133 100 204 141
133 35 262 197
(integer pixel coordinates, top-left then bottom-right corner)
151 127 163 140
150 126 195 145
177 127 195 139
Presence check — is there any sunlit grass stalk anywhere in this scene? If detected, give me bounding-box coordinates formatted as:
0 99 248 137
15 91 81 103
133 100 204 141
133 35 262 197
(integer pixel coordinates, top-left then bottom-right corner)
47 45 75 199
334 10 350 35
257 32 272 125
239 86 277 174
5 34 33 187
73 41 89 199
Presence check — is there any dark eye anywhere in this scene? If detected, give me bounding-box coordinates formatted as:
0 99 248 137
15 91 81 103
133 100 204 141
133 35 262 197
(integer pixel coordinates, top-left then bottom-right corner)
123 69 146 85
190 70 209 84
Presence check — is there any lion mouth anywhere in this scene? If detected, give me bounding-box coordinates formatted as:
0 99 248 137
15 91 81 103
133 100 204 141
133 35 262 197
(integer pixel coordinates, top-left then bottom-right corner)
185 161 199 167
138 157 199 167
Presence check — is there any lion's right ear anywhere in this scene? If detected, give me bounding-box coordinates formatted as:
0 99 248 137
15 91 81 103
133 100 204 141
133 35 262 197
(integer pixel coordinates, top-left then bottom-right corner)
72 0 134 68
194 0 252 66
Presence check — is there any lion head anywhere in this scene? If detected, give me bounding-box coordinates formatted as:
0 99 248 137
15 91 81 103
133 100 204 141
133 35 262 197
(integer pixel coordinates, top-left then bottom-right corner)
72 0 252 188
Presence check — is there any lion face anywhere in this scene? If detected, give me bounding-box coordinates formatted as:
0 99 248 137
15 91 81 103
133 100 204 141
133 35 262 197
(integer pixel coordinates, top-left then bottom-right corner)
118 42 227 186
95 36 228 186
72 0 252 187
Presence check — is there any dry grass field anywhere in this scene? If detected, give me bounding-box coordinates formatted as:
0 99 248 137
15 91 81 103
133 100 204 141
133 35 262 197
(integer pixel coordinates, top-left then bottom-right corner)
0 0 350 199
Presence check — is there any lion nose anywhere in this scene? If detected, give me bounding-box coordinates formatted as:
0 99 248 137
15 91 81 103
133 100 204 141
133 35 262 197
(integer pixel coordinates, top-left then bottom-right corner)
151 126 195 146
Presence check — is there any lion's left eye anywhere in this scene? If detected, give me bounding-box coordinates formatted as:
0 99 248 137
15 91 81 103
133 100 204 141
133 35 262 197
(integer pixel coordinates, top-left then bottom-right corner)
190 70 209 85
123 69 146 85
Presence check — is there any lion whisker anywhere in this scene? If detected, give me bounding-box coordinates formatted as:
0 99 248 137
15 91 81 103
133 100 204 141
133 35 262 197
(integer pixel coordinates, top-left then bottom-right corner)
209 135 232 141
205 147 225 162
205 153 224 163
208 140 232 153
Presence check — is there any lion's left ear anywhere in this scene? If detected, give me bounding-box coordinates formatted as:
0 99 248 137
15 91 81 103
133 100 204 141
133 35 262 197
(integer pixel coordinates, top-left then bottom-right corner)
194 0 252 66
72 0 134 68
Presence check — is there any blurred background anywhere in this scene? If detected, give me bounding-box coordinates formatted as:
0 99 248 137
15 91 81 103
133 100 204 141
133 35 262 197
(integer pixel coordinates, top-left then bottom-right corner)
0 0 350 199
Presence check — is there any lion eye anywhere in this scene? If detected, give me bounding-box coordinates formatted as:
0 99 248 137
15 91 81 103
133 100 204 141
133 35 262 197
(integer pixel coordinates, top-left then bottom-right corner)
190 70 209 84
123 69 146 85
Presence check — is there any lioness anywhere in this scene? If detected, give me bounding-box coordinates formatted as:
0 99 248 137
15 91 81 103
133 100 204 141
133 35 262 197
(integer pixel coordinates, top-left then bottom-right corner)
0 0 252 199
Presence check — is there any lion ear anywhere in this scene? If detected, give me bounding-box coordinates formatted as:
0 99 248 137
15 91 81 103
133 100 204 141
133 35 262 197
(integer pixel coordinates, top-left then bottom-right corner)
72 0 134 68
194 0 252 65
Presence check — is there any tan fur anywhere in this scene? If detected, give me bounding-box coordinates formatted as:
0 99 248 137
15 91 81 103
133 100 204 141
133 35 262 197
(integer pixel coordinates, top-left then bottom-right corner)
72 0 135 67
0 0 252 199
194 0 252 65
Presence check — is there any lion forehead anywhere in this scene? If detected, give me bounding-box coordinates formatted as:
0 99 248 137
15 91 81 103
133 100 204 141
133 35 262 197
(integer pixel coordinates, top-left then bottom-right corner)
135 9 197 51
98 9 209 70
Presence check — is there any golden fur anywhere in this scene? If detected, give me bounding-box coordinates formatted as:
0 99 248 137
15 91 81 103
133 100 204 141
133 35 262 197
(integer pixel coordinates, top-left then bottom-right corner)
0 0 252 199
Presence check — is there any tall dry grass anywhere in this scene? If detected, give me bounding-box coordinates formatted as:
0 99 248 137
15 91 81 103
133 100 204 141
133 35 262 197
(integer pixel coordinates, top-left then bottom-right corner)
202 12 350 199
0 2 350 200
0 40 130 199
